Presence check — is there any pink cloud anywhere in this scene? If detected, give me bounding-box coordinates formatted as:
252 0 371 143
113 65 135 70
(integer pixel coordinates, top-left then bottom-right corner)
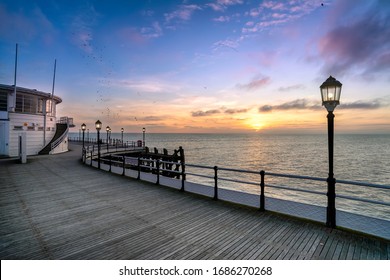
236 75 271 90
318 10 390 77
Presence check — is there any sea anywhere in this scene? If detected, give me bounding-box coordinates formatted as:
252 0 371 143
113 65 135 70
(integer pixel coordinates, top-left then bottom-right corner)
70 133 390 220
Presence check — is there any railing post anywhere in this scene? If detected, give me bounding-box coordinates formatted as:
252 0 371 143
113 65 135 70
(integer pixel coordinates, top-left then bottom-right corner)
180 161 185 192
214 166 218 200
156 159 160 185
260 170 265 211
81 147 85 162
90 151 93 167
137 157 141 180
122 156 125 176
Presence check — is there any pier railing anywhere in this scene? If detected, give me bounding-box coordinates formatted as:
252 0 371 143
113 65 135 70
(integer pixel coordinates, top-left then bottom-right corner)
81 146 390 240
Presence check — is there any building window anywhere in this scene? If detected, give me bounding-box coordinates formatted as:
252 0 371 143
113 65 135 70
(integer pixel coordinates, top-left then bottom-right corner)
15 93 47 114
0 92 7 111
13 126 23 130
38 99 44 113
27 126 35 131
24 95 37 113
15 94 23 112
46 100 56 116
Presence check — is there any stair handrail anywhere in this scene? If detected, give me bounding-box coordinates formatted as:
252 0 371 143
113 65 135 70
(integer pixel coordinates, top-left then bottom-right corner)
51 122 69 151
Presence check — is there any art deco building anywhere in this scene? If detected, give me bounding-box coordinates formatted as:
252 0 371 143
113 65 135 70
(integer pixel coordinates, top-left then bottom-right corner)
0 84 72 157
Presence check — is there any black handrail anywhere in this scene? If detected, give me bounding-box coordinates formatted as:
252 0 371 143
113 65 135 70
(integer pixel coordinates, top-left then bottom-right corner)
82 148 390 228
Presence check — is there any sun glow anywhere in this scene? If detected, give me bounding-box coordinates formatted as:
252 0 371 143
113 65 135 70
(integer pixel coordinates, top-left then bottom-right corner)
246 115 267 131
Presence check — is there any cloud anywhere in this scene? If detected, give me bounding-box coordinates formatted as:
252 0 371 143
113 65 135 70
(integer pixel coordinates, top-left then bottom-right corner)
318 4 390 77
213 15 231 22
212 39 240 52
224 108 248 114
339 99 389 110
259 97 390 113
259 105 273 112
140 21 163 39
116 78 181 93
242 0 321 33
278 84 305 92
191 107 248 117
192 109 221 117
236 76 271 90
165 4 202 22
139 116 164 122
207 0 244 12
261 1 285 10
259 99 321 113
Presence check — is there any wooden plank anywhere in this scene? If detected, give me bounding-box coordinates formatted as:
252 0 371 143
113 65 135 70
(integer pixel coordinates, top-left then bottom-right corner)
298 230 321 260
311 229 330 259
237 216 285 260
324 233 339 260
346 241 356 260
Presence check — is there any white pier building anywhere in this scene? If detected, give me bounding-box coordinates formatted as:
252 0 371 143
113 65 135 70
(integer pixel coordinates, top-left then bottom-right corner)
0 84 72 157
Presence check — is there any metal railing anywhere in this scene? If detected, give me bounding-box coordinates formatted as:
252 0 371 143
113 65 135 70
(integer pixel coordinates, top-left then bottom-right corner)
70 137 140 148
81 147 390 231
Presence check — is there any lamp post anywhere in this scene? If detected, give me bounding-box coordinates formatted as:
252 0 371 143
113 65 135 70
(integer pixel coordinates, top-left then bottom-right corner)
121 128 124 146
142 127 146 148
106 126 110 151
81 123 86 148
320 75 342 228
95 120 102 169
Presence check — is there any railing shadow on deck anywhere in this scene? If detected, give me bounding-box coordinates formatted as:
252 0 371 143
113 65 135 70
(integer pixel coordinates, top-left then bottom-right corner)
81 144 390 241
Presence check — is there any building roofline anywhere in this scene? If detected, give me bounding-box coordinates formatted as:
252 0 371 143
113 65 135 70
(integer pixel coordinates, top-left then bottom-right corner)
0 84 62 104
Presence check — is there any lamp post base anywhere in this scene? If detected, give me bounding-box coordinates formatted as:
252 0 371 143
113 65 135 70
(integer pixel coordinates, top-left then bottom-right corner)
326 177 336 228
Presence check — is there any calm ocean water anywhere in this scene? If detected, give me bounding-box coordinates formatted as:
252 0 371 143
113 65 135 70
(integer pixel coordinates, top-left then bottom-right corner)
71 133 390 219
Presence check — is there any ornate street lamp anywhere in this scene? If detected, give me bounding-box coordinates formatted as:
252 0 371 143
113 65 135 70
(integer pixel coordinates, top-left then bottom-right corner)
320 75 342 228
95 120 102 169
121 128 124 146
142 127 146 148
81 123 86 149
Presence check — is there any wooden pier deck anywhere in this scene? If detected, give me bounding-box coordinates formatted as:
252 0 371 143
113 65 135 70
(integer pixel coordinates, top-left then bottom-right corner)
0 144 389 260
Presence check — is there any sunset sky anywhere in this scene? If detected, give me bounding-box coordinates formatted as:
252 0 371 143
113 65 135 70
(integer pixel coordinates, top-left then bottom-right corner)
0 0 389 134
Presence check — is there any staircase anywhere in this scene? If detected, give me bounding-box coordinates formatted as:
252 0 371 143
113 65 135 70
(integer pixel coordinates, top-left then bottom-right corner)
39 123 68 155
